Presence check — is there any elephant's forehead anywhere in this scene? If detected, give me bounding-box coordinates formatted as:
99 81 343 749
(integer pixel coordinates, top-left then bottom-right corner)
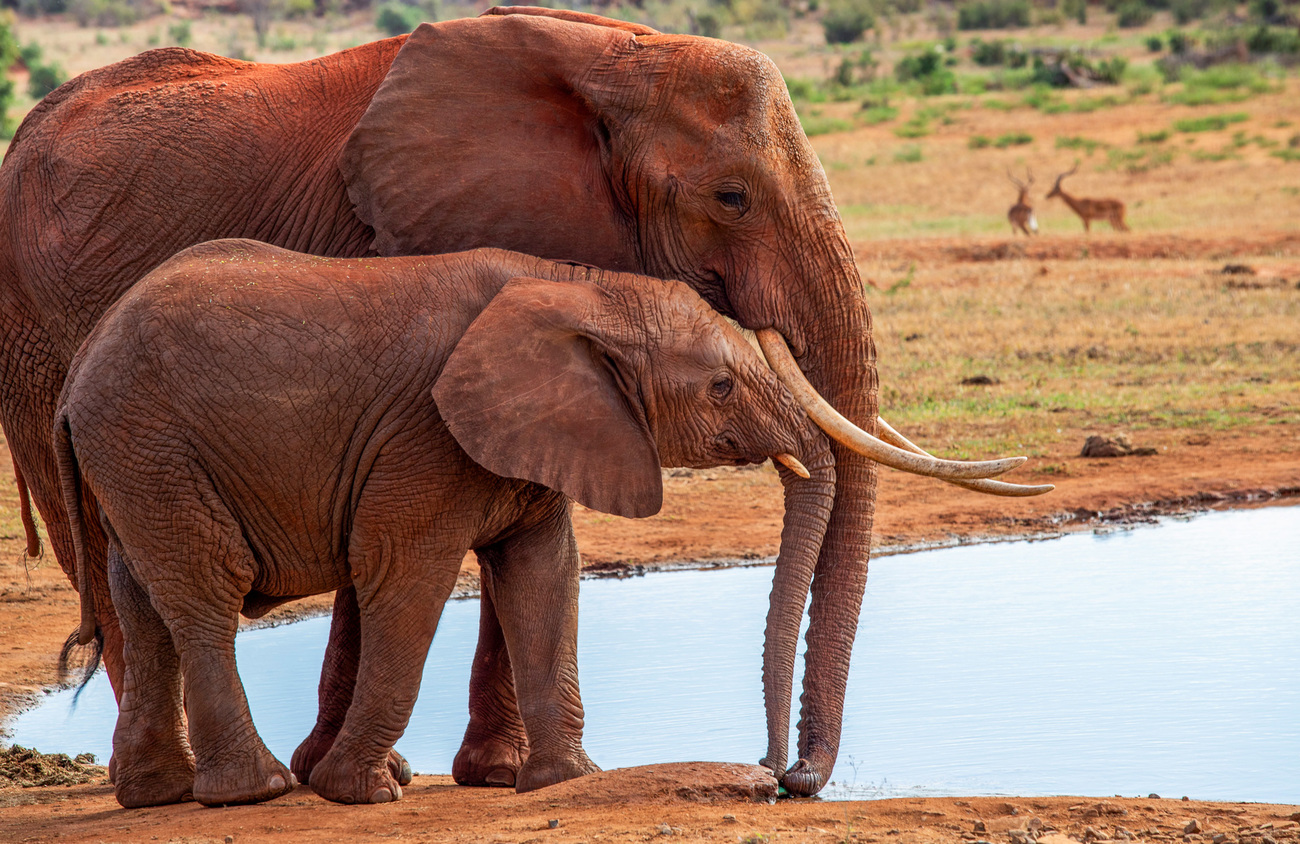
670 45 814 170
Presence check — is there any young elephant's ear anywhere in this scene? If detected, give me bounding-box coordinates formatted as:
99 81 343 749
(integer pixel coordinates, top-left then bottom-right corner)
434 276 663 519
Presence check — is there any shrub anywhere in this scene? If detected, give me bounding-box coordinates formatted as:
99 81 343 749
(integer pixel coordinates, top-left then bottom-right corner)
968 134 991 148
861 104 899 123
1062 0 1087 23
957 0 1031 30
1115 1 1154 27
1166 29 1192 54
970 37 1007 65
27 61 65 98
823 0 874 44
376 3 423 37
1137 129 1170 143
1146 34 1164 52
895 48 957 94
167 19 192 47
1170 0 1213 24
68 0 155 26
1247 25 1300 54
1056 135 1107 154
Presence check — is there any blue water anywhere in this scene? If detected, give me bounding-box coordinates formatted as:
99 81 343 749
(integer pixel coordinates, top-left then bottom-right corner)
7 505 1299 802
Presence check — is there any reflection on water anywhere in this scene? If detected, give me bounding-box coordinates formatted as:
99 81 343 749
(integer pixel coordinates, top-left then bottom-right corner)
8 506 1299 802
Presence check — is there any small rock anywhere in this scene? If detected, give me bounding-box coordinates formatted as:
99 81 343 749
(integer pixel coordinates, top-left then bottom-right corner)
1213 835 1227 844
658 824 673 836
548 819 559 829
1028 819 1045 832
1219 264 1257 276
722 815 736 823
1086 826 1108 841
225 838 234 844
1081 433 1157 458
1151 794 1162 800
1262 836 1277 844
1009 830 1029 843
1115 827 1134 840
961 375 1000 386
1188 821 1204 834
976 822 988 833
1260 825 1274 831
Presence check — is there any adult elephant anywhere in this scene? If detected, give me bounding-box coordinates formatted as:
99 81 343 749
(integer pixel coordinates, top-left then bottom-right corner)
0 7 1045 796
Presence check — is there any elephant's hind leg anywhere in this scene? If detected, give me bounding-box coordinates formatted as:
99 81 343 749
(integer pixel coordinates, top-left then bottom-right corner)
452 575 530 788
107 544 195 808
290 586 413 788
131 495 293 807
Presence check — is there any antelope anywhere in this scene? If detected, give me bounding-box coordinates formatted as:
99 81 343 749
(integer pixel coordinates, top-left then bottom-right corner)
1007 168 1038 236
1046 165 1129 232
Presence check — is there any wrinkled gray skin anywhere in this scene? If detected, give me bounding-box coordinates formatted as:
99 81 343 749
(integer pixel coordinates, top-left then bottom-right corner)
55 241 835 809
2 8 875 795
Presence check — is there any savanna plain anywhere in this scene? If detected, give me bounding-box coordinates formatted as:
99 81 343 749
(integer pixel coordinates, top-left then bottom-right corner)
1 0 1299 840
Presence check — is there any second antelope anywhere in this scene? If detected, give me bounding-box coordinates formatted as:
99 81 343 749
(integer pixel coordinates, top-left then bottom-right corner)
1047 165 1129 232
1007 168 1038 236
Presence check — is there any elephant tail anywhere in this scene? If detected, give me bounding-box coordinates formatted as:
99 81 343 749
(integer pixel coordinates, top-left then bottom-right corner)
12 459 42 559
53 407 97 648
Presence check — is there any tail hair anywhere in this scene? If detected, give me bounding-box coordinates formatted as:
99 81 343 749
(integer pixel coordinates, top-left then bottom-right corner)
58 625 104 708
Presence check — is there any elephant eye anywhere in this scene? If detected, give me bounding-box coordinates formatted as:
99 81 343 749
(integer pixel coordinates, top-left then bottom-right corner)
709 374 734 401
715 189 748 214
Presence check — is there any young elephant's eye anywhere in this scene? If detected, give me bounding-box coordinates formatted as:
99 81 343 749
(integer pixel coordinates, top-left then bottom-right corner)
709 374 734 401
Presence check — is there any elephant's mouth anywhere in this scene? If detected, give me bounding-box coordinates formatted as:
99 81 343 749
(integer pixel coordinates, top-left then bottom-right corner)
755 329 1053 497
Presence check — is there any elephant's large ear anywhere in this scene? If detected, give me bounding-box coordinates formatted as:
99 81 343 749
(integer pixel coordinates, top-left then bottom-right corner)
340 14 646 268
433 276 663 519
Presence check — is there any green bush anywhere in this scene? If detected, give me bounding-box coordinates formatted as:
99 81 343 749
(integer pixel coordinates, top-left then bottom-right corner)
895 48 957 94
1062 0 1088 23
68 0 158 26
957 0 1031 29
1137 129 1170 143
823 0 874 44
1247 25 1300 53
376 3 423 37
167 19 192 47
1166 29 1192 54
1145 34 1164 52
1115 1 1154 27
968 134 991 148
1170 0 1213 24
1056 135 1107 154
27 61 65 98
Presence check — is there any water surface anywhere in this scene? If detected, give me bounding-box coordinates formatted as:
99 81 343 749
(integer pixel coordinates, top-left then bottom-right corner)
9 506 1299 802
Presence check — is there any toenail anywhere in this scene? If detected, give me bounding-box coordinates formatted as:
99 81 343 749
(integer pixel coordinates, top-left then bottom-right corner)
269 775 285 790
370 787 393 803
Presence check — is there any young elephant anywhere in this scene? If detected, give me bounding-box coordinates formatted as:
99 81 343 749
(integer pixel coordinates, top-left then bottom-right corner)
55 240 834 809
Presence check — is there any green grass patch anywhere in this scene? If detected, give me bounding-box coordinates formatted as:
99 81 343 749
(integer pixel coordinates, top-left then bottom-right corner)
969 134 992 149
861 104 899 124
1056 135 1107 155
1173 112 1249 133
893 143 924 163
1137 129 1169 144
1188 148 1238 162
994 131 1033 147
1105 146 1176 173
1272 148 1300 162
1071 94 1124 113
799 113 853 137
894 117 931 138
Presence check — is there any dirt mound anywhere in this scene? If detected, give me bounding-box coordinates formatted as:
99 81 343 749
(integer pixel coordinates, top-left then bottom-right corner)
519 762 778 807
0 745 106 788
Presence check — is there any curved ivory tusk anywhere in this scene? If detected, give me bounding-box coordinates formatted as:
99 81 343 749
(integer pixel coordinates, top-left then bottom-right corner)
875 417 1054 497
773 452 811 479
756 329 1026 481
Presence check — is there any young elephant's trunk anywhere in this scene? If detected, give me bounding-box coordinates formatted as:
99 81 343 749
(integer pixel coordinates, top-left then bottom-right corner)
760 427 835 777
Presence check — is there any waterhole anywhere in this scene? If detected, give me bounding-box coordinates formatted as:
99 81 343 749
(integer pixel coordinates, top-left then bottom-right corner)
7 505 1298 801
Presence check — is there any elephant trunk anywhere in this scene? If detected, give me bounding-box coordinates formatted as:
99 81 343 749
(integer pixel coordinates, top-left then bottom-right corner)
760 427 834 778
779 252 879 798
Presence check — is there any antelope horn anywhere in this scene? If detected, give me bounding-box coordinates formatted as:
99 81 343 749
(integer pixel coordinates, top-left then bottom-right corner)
757 329 1025 481
875 417 1054 497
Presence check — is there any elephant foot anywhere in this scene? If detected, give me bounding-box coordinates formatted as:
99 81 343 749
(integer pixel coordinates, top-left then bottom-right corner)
193 750 296 807
780 757 829 797
292 731 411 787
514 751 599 794
452 734 527 788
112 748 196 809
310 749 404 805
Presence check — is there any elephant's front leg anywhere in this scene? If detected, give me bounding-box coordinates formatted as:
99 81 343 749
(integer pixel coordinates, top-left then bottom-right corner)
475 497 598 793
452 569 530 787
290 586 413 788
309 545 461 805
